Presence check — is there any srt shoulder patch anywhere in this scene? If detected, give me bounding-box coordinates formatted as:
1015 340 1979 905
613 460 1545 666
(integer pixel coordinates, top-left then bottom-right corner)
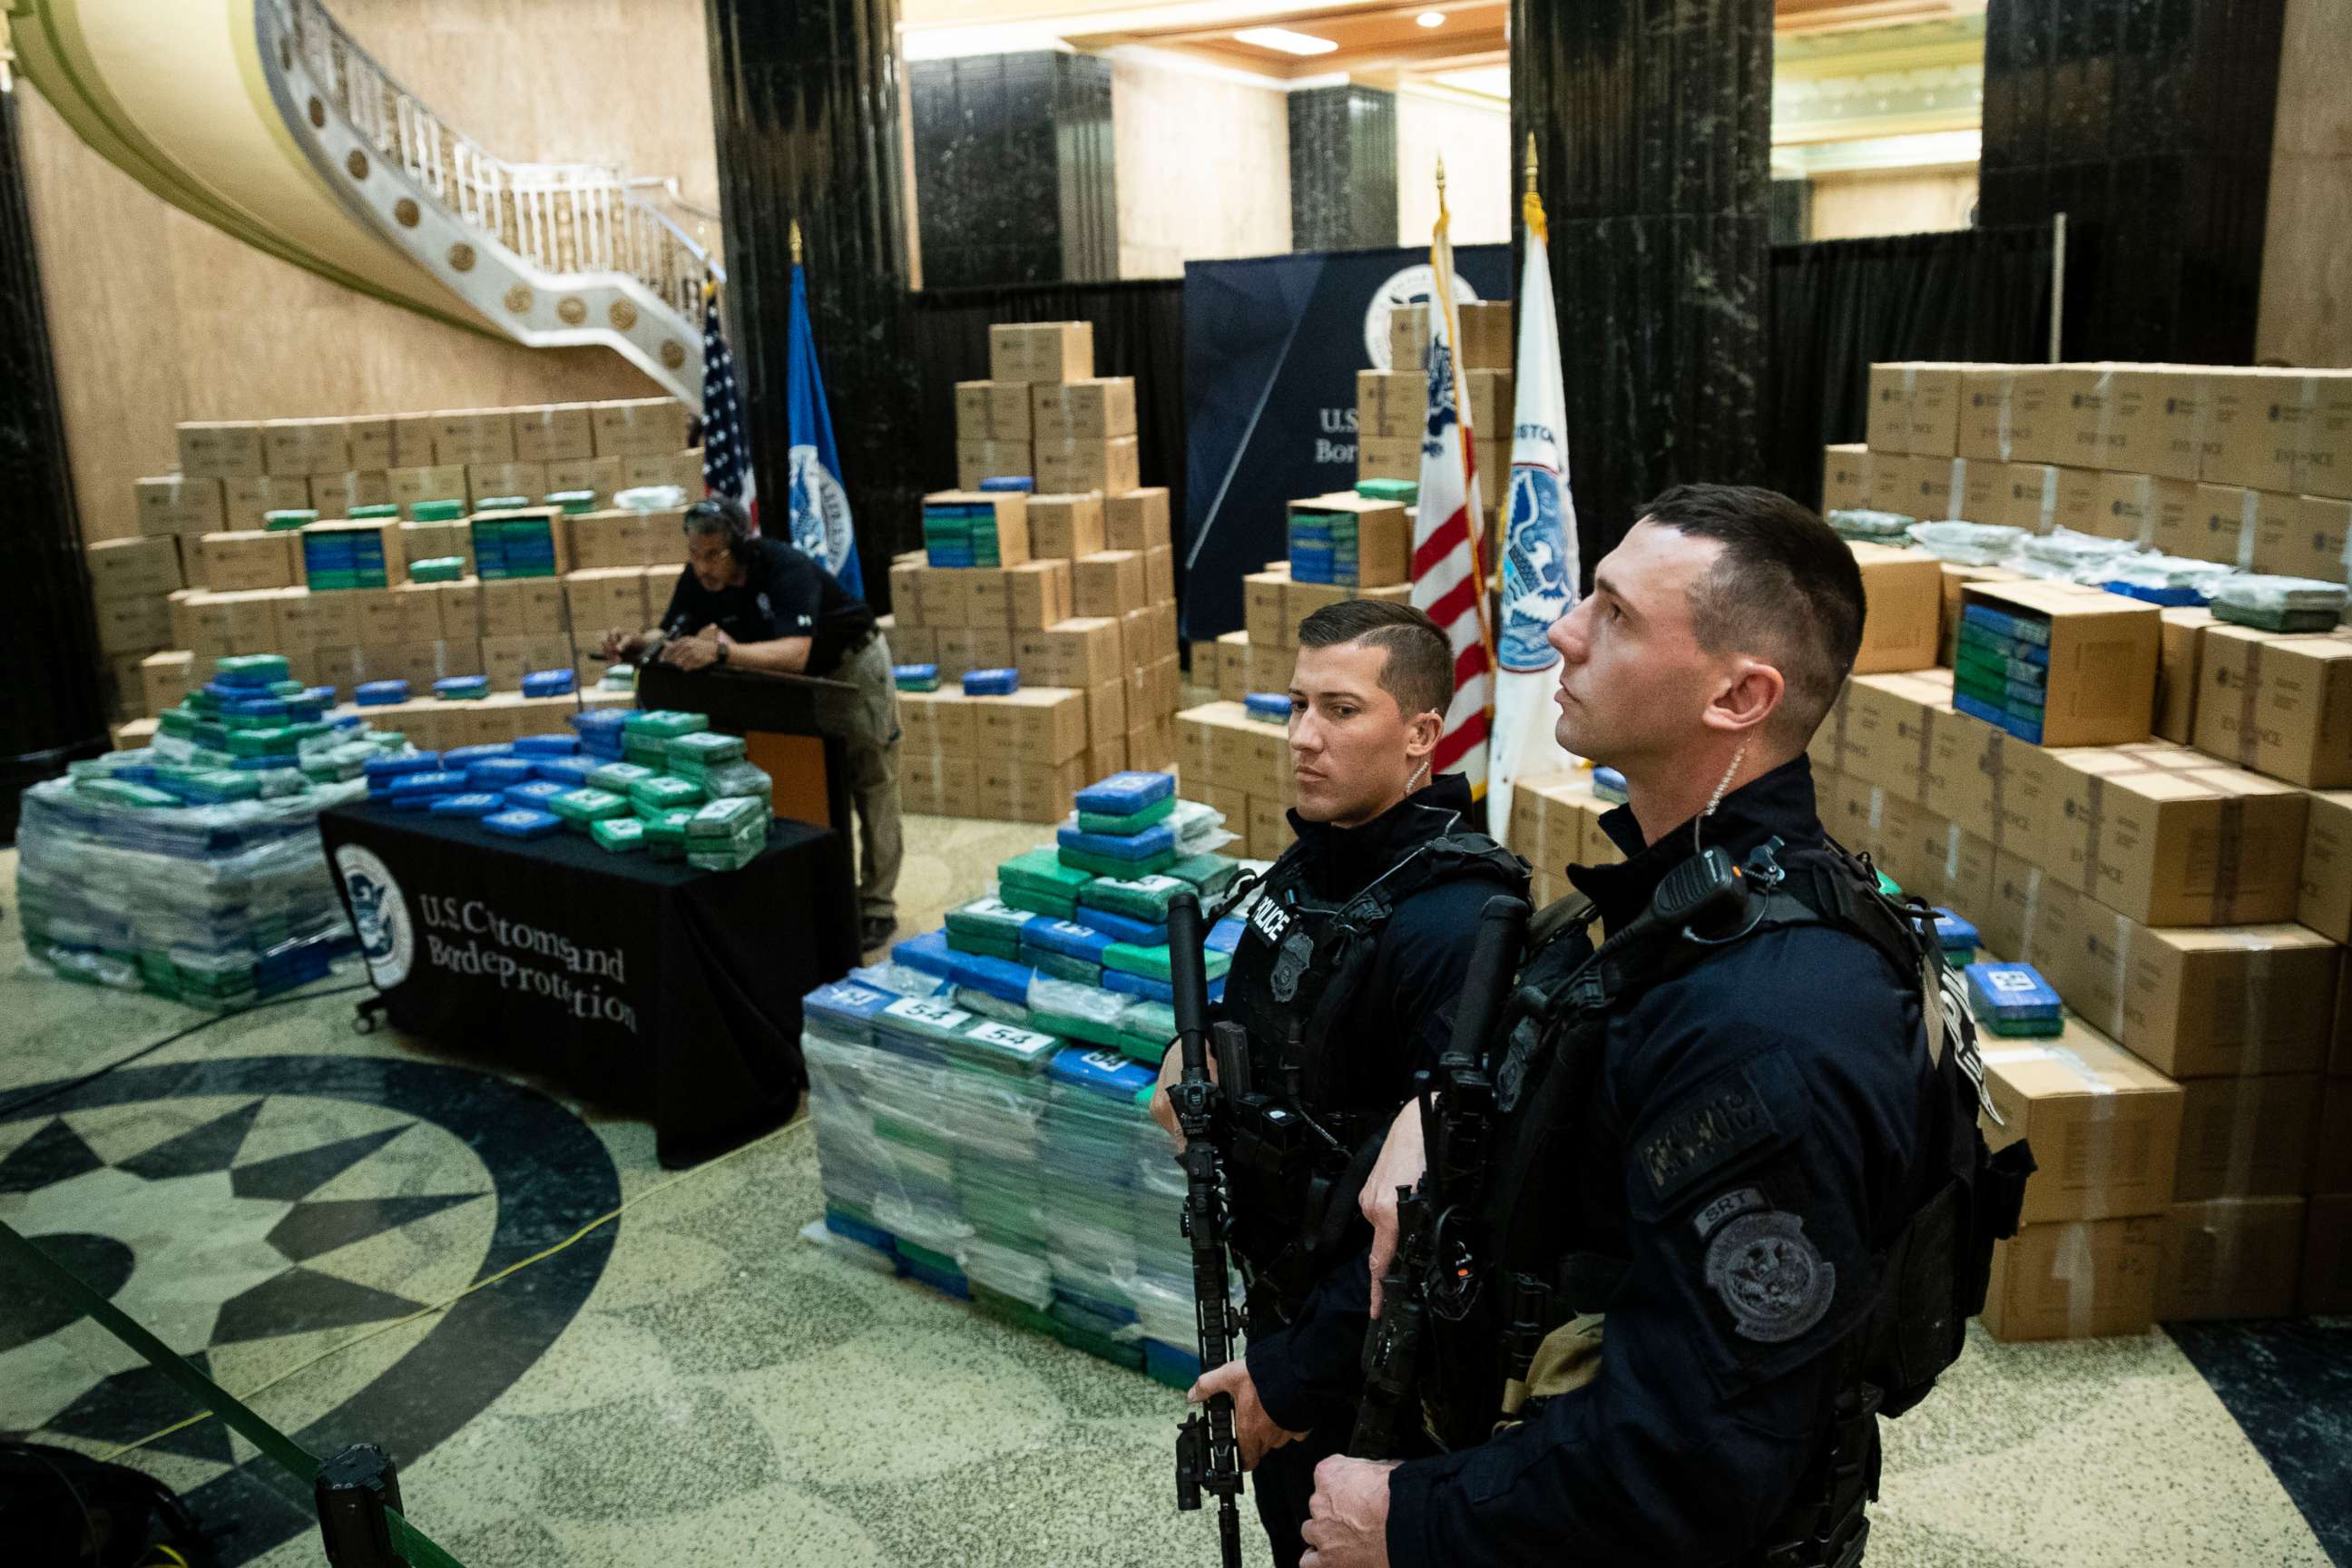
1703 1208 1836 1344
1635 1061 1782 1208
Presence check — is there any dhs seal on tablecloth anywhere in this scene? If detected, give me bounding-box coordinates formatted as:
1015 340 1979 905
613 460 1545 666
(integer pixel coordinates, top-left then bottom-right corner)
334 844 414 988
788 444 855 578
1365 263 1482 371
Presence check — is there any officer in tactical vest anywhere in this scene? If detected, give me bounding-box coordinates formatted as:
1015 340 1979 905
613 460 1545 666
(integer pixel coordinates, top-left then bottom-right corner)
1151 598 1528 1568
1299 485 2031 1568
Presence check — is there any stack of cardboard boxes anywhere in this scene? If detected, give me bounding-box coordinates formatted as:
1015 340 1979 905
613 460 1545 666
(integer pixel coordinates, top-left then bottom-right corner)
1789 536 2352 1336
1822 362 2351 595
103 398 700 718
951 322 1142 495
1367 301 1513 514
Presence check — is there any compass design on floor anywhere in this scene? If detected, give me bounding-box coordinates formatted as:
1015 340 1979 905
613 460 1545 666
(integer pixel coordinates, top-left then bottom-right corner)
0 1055 622 1565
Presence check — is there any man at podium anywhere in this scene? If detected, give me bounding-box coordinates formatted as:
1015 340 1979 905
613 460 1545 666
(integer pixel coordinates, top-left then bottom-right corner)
602 496 903 952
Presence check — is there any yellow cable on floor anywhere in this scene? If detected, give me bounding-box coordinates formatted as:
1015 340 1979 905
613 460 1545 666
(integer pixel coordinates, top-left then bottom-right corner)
99 1114 812 1463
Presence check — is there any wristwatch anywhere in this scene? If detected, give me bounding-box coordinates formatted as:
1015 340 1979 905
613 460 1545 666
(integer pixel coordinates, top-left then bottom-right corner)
715 636 731 667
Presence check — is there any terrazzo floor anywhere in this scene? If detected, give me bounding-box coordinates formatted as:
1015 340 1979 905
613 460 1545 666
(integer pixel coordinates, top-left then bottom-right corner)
3 817 2347 1568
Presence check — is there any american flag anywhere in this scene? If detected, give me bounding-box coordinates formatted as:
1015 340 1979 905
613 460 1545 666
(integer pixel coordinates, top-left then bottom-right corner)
1411 164 1494 794
701 282 757 517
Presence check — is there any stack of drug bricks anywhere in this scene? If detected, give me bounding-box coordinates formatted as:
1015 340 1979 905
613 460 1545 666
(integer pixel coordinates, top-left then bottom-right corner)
1822 362 2350 593
887 324 1182 818
1690 525 2352 1339
98 397 699 722
799 769 1248 1388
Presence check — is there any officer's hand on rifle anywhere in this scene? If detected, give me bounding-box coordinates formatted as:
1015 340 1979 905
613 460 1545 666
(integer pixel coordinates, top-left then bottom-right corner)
1359 1098 1428 1319
1189 1357 1307 1470
1300 1455 1399 1568
1151 1039 1219 1152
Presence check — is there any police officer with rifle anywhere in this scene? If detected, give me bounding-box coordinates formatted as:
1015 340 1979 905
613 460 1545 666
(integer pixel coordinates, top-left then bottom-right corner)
1300 486 2034 1568
1152 599 1528 1567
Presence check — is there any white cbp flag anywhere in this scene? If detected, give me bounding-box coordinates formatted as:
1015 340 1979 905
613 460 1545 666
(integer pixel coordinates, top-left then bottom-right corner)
1410 161 1493 797
1486 163 1580 833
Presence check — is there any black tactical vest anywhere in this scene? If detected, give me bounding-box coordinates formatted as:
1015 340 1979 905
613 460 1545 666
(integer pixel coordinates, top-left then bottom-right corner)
1219 826 1528 1315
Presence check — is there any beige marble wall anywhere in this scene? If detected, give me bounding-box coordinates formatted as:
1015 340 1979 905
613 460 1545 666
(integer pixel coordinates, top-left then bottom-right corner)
1396 90 1511 249
20 0 715 542
1112 56 1291 279
1808 165 1979 240
2256 0 2352 368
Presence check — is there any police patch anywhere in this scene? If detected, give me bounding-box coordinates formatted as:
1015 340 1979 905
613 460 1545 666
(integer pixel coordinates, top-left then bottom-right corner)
1702 1209 1835 1343
1635 1064 1780 1207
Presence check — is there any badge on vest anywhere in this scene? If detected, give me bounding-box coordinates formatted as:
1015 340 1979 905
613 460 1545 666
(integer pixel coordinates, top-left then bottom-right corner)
1269 926 1315 1004
1695 1186 1835 1344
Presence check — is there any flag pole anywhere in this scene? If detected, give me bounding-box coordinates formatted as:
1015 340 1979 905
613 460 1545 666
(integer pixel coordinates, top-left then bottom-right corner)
790 219 804 270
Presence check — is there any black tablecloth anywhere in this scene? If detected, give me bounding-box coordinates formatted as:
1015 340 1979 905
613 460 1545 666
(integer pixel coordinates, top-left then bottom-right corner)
321 801 856 1166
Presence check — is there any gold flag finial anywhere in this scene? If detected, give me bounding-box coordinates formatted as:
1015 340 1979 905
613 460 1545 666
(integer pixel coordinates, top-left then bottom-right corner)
1525 133 1538 194
790 219 803 268
1436 154 1446 192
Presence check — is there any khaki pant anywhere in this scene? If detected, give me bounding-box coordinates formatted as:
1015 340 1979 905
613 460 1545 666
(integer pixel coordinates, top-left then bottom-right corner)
841 633 904 926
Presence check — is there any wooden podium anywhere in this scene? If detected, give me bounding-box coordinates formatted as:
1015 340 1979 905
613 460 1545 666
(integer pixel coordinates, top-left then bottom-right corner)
637 661 861 977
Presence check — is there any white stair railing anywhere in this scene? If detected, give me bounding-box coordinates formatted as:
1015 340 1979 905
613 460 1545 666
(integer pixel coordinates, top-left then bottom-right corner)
279 0 716 319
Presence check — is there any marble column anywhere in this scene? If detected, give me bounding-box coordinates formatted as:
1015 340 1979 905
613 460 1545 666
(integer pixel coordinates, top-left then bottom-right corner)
1980 0 2285 364
0 85 108 837
908 52 1118 289
1512 0 1773 571
703 0 928 580
1289 85 1398 252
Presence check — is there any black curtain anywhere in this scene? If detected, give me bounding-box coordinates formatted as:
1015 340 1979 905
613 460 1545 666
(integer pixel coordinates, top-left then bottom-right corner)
903 279 1184 595
0 87 107 842
1762 221 2063 511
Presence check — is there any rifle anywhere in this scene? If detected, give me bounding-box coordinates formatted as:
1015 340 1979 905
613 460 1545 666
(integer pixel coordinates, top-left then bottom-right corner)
1350 893 1530 1458
1167 892 1244 1568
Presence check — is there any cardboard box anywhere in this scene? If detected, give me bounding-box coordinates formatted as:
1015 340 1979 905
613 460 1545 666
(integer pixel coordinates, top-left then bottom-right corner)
389 413 440 468
2041 748 2308 926
387 465 471 513
1142 544 1175 606
1288 493 1412 590
1847 544 1943 674
588 398 690 459
1938 564 2024 666
1981 1216 2162 1340
399 519 475 579
2169 483 2264 569
2088 471 2195 548
136 650 191 715
2300 1194 2352 1314
1178 701 1291 799
278 586 361 651
134 475 227 536
2193 626 2352 788
2151 606 2211 744
1357 371 1423 442
1866 362 1912 453
1465 369 1512 438
954 380 1034 442
975 755 1088 822
1356 436 1420 483
220 475 311 526
91 593 173 654
2201 368 2352 498
1980 1017 2182 1223
1084 676 1128 747
1958 365 2058 465
1016 618 1124 691
1246 794 1291 861
307 470 391 518
191 531 299 593
2049 366 2200 477
1456 302 1512 371
561 510 649 573
1073 551 1146 621
177 421 266 479
86 536 184 601
956 439 1034 490
925 490 1031 568
886 622 936 669
546 455 626 509
171 592 231 658
1244 571 1294 650
988 322 1094 386
564 568 651 634
1211 631 1250 703
1003 560 1073 631
898 689 976 759
1032 377 1137 442
1903 362 1965 456
619 452 701 493
2254 493 2350 583
479 633 575 690
1962 580 2161 748
2159 1196 2308 1319
344 416 397 471
215 588 287 654
260 416 348 476
466 461 550 508
1191 638 1224 695
2300 790 2352 943
1839 671 1946 801
1821 444 1873 512
1035 436 1140 497
1027 494 1104 561
1105 487 1171 553
354 584 437 647
430 409 516 467
479 578 566 638
513 404 596 465
2174 1073 2323 1200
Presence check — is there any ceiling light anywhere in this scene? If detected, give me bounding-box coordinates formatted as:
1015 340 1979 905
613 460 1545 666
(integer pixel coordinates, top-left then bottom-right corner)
1417 10 1446 25
1233 26 1339 55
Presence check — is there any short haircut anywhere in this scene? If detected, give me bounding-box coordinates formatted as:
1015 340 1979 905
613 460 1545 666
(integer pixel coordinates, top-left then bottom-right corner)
1296 598 1454 721
681 495 751 544
1635 483 1866 744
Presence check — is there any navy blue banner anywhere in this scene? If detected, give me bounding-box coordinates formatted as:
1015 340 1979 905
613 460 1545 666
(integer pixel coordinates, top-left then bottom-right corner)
1180 243 1511 641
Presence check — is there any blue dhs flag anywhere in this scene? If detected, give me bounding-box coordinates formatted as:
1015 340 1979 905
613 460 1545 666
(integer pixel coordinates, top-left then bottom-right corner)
786 263 863 598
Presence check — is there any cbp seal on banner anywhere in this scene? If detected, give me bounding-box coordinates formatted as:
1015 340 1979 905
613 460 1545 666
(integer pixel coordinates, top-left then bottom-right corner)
335 844 414 988
1499 468 1573 672
788 444 856 578
1365 264 1482 372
